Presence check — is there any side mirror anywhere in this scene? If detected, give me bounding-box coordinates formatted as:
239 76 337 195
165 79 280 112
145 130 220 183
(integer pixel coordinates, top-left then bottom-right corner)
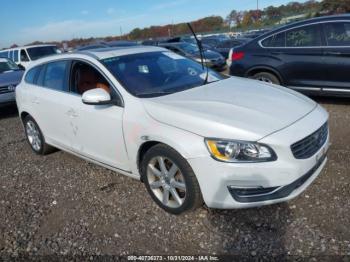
82 88 112 105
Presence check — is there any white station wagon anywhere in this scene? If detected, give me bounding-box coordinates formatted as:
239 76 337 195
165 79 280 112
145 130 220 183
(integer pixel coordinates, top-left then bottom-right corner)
16 46 329 214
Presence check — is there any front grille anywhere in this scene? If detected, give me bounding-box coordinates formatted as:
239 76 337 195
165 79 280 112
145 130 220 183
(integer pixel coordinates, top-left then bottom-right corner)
291 122 328 159
0 85 13 94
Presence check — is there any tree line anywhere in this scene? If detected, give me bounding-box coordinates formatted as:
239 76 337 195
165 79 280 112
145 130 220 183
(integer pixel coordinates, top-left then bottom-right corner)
5 0 350 49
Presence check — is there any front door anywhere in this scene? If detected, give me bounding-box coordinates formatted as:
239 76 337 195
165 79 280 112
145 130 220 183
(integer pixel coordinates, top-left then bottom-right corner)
68 60 130 172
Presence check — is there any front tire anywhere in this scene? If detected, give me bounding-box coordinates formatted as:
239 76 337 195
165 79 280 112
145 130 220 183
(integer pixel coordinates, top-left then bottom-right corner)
23 115 54 155
141 144 203 215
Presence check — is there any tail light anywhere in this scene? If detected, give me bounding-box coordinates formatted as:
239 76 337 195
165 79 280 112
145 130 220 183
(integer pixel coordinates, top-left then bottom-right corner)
231 51 245 61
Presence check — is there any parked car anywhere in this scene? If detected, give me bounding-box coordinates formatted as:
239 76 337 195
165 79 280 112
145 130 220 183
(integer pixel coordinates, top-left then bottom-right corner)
229 15 350 96
0 58 24 107
203 38 250 59
16 46 329 214
104 41 139 47
159 42 226 71
75 44 108 51
0 45 60 68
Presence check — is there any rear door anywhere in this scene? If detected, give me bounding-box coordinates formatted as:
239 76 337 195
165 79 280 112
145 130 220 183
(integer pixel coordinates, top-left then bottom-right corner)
29 60 76 149
262 24 326 90
321 21 350 93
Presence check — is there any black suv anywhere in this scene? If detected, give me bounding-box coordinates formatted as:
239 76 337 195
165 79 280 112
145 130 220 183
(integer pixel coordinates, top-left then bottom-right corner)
229 15 350 96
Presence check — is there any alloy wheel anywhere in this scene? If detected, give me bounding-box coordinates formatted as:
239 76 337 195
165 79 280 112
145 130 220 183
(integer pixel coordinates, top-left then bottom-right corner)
147 156 187 208
26 120 42 151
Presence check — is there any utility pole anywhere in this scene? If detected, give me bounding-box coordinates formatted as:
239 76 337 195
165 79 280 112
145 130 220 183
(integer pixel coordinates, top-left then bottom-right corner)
257 0 259 10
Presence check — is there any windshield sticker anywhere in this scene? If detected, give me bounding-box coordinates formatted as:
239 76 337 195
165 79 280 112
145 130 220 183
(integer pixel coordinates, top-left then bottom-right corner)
163 52 185 60
138 65 149 74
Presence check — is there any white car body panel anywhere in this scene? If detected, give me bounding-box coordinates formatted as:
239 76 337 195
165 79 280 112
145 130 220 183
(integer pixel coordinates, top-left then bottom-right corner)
16 48 329 209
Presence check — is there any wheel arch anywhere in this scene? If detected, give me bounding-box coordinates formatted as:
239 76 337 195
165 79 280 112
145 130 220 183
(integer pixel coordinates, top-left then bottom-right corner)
245 66 284 85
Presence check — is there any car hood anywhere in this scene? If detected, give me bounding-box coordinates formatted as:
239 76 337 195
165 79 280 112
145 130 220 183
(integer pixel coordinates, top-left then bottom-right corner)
0 70 24 86
142 77 317 141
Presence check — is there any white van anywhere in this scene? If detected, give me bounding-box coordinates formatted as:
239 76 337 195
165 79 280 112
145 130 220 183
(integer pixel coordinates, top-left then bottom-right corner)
0 45 60 68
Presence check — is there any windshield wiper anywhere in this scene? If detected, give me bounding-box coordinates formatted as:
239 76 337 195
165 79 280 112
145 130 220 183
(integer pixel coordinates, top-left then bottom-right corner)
137 91 174 98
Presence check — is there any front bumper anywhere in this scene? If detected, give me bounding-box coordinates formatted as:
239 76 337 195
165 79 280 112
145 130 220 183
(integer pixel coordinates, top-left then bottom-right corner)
188 105 329 209
0 92 16 107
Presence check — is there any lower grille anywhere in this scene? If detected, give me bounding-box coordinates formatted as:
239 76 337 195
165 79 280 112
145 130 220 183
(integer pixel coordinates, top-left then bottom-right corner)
291 122 328 159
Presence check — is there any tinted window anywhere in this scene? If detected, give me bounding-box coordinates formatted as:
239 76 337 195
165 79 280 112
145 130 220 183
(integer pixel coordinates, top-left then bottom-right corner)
0 51 9 58
43 61 68 91
13 50 19 62
25 66 41 84
324 22 350 46
286 25 322 47
20 50 30 62
27 46 59 61
261 32 286 47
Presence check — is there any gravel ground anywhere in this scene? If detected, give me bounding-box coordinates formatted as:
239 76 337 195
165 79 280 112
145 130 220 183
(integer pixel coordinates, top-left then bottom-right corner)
0 96 349 259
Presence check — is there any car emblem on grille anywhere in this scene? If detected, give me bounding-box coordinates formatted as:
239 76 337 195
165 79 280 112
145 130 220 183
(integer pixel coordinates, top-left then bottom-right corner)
7 85 16 92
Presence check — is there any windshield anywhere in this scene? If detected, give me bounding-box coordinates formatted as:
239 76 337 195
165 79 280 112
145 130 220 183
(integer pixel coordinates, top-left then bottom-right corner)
178 43 199 54
101 51 223 98
26 46 60 60
0 59 20 73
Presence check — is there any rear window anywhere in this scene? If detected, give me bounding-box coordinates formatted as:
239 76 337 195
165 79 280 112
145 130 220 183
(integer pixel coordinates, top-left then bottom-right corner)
26 46 59 61
261 32 286 47
25 66 42 84
324 22 350 46
286 24 322 47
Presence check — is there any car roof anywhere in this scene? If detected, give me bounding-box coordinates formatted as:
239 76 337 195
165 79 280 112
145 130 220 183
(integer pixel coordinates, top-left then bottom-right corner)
25 45 168 69
256 14 350 41
1 44 57 51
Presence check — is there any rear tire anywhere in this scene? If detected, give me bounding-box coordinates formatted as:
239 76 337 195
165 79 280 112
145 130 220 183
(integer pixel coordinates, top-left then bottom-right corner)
141 144 203 215
252 72 280 85
23 115 54 155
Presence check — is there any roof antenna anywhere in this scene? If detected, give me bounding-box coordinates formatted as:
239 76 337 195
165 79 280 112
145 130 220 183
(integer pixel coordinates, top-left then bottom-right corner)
187 23 209 85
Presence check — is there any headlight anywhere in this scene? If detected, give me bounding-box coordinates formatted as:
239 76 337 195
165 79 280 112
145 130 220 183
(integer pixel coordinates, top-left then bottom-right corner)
205 138 277 163
195 58 210 63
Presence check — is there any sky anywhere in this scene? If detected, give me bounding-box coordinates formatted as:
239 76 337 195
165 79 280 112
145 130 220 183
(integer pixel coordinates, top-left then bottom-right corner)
0 0 307 48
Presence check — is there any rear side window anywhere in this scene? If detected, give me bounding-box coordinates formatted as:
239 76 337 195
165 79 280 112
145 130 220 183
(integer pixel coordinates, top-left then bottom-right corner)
286 25 322 47
261 32 286 47
43 61 69 91
13 50 19 62
25 66 42 84
324 22 350 46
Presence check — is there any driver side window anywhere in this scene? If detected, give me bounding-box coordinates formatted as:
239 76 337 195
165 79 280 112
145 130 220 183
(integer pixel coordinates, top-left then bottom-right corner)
20 49 30 62
70 61 111 95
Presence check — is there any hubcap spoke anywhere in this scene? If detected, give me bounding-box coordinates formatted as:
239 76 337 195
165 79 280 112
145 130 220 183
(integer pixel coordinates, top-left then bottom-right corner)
171 181 186 190
168 163 179 178
148 164 162 178
162 188 169 205
170 188 183 205
157 157 167 175
150 180 162 189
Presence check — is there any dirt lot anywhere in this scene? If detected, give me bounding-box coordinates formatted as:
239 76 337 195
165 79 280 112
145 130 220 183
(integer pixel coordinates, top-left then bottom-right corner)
0 96 349 259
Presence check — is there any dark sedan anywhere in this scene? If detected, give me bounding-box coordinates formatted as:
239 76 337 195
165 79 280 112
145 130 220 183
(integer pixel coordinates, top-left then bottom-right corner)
229 15 350 97
0 58 24 107
202 38 250 58
159 42 226 71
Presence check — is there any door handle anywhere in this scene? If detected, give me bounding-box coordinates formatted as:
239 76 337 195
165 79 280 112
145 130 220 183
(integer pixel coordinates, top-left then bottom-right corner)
66 109 78 118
